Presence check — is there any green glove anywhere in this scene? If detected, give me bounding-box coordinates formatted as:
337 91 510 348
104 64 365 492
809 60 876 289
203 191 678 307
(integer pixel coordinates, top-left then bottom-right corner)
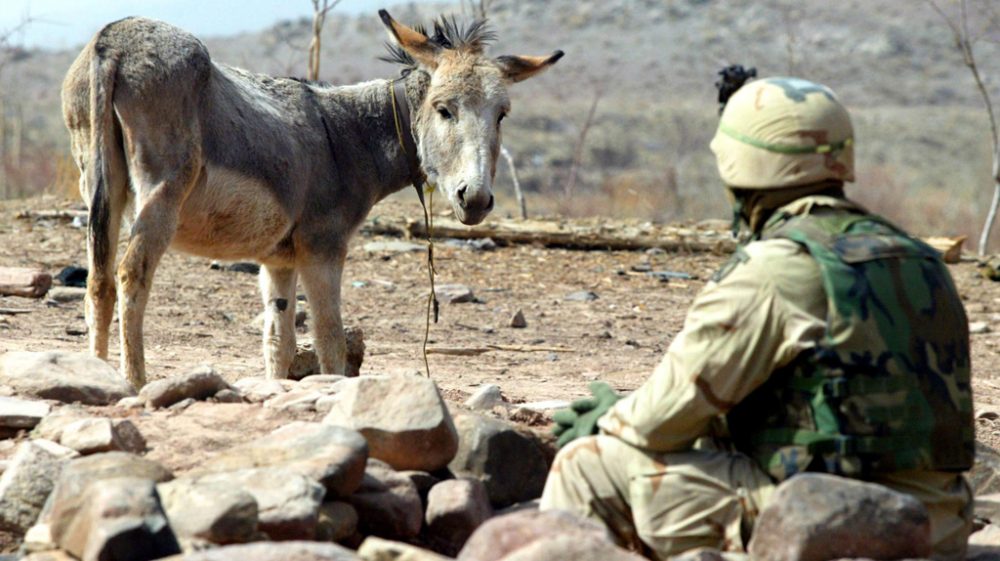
552 381 622 448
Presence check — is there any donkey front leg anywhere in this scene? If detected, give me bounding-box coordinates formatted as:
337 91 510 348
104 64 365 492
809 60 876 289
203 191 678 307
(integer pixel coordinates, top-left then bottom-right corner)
260 265 297 379
298 251 348 375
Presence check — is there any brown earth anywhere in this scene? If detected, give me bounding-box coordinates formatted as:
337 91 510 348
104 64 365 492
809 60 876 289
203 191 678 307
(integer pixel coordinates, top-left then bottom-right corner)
2 195 1000 450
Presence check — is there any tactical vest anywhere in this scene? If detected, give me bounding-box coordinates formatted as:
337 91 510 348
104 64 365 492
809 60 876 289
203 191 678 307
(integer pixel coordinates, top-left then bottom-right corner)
726 207 975 481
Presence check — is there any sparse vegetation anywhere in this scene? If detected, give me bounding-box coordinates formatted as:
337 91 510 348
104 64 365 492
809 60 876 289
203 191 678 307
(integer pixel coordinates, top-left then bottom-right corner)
1 0 999 246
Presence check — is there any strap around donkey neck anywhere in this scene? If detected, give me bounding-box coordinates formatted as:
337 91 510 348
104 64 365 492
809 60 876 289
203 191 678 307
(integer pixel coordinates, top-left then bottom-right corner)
391 79 428 204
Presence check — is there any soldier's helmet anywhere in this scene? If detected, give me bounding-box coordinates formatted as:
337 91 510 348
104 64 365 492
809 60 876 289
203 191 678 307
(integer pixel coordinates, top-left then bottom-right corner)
710 77 854 189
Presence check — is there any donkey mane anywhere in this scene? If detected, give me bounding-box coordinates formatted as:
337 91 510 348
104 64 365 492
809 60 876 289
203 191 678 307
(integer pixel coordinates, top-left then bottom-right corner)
380 15 496 67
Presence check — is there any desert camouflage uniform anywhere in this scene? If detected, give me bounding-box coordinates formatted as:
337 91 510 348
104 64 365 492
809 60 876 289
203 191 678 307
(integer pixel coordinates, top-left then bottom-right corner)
540 195 974 561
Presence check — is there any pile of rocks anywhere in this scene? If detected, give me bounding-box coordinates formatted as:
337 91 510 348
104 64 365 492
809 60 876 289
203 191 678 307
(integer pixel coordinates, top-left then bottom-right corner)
0 350 625 561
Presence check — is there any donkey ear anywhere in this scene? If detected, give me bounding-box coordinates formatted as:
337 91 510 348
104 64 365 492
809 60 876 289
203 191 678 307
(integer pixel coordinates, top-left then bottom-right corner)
495 51 564 83
379 10 439 69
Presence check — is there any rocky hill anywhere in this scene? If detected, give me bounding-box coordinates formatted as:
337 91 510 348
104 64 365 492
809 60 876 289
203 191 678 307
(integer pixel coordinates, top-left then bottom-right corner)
1 0 998 241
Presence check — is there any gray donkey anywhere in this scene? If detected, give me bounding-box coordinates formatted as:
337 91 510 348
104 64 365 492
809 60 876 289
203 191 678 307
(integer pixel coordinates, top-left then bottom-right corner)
61 11 562 388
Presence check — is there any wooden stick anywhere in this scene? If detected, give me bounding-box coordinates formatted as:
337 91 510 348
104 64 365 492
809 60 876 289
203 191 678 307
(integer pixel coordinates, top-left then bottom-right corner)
426 344 574 356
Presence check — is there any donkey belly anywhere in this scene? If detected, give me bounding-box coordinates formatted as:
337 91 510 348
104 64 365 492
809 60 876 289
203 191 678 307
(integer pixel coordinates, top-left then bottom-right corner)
172 165 294 260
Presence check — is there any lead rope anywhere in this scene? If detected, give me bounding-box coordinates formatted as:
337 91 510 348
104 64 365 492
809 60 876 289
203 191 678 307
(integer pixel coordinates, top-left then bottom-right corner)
391 80 438 378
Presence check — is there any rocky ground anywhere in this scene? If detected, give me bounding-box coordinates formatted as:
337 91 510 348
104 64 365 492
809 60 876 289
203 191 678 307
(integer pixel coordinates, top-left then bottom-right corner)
1 194 1000 560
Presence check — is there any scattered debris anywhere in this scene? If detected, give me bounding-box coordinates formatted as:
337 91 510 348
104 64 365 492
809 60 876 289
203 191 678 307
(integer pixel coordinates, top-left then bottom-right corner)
464 385 505 412
46 287 86 304
363 240 427 253
54 266 87 288
647 270 694 281
209 261 260 275
0 267 52 298
509 310 527 328
923 235 967 264
425 344 572 356
564 290 598 302
435 284 476 304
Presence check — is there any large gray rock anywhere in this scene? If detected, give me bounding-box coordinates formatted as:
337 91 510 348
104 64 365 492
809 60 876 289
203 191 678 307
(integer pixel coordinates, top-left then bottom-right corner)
47 451 174 543
139 366 232 409
196 468 324 541
0 351 134 404
51 477 181 561
0 396 50 433
748 473 932 561
32 405 92 441
157 541 359 561
458 509 612 561
357 537 452 561
158 476 259 546
425 478 493 556
324 375 457 472
498 534 647 561
970 443 1000 496
349 460 423 541
0 440 78 533
449 412 548 508
197 421 367 497
59 418 146 455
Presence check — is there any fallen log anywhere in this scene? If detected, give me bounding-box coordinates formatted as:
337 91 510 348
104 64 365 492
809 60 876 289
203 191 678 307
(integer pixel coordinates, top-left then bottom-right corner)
0 267 52 298
362 215 736 254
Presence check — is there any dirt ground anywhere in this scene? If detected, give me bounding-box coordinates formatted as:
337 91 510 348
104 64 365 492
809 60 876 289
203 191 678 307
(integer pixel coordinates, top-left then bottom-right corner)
3 194 1000 449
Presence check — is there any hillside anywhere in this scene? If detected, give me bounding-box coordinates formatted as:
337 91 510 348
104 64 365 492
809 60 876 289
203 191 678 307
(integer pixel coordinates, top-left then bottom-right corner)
0 0 998 241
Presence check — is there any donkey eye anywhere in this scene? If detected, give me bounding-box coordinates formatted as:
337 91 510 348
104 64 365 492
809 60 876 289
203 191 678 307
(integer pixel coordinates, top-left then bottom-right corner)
497 112 507 125
437 107 453 120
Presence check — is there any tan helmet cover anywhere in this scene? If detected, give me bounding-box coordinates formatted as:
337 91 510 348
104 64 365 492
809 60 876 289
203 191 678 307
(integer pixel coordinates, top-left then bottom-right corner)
710 77 854 189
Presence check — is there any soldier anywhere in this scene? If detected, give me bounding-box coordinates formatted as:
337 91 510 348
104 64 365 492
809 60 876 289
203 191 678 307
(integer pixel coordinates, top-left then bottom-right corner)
540 76 975 561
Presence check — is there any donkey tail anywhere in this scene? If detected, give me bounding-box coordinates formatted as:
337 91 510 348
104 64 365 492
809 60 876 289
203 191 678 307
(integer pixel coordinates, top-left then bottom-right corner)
87 44 119 269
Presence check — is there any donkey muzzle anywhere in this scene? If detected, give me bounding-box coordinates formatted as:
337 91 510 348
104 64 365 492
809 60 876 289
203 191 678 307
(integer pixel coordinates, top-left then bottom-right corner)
455 183 494 225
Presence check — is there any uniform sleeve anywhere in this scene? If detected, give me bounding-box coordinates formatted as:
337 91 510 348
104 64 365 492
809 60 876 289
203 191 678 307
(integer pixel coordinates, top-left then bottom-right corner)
598 239 826 452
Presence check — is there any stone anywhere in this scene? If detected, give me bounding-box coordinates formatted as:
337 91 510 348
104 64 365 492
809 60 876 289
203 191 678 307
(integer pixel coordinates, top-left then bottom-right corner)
363 241 427 253
139 366 231 409
0 351 134 405
117 396 145 409
47 451 174 544
157 541 360 560
197 421 367 498
464 384 505 411
435 284 476 304
659 548 725 561
425 478 493 555
324 374 458 472
213 389 244 403
349 460 423 540
232 377 288 403
971 321 992 334
969 523 1000 554
23 522 55 552
966 444 1000 496
23 551 77 561
748 473 931 561
399 470 441 503
458 509 612 561
170 397 197 411
564 290 598 302
196 468 323 540
46 287 87 303
264 390 324 413
509 310 527 328
289 328 365 378
497 534 647 561
0 440 78 533
52 477 181 561
32 405 93 442
449 412 548 508
357 537 451 561
0 396 49 432
59 418 146 454
316 501 358 543
158 475 259 546
977 492 1000 523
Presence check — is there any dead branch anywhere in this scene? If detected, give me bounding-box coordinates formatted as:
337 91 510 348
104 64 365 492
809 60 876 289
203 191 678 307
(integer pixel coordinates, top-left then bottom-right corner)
426 344 573 356
500 146 527 219
929 0 1000 255
563 87 603 198
308 0 342 81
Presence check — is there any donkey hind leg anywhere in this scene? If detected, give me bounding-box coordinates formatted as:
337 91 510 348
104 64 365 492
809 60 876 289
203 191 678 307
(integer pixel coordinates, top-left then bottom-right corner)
298 252 347 375
260 265 297 379
117 163 202 388
82 144 128 360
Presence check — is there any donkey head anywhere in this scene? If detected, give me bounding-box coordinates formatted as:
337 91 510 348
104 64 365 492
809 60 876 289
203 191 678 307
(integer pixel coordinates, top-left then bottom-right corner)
380 11 562 225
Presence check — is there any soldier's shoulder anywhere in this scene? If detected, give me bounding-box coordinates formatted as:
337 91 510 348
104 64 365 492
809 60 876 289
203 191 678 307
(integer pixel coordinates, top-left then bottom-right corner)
711 238 814 284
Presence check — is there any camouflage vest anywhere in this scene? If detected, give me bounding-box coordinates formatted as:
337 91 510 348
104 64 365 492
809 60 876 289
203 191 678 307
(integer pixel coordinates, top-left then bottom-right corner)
726 206 975 481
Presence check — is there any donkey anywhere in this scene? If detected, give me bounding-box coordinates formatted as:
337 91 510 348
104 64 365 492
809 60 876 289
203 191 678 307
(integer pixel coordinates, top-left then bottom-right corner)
61 11 562 388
